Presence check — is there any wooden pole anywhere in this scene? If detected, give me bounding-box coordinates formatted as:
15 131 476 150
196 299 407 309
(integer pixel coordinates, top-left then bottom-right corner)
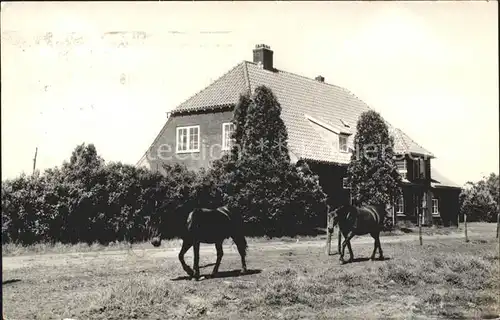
418 212 423 246
392 205 395 227
326 212 332 255
496 213 499 239
337 226 342 254
32 147 38 175
464 213 469 242
326 228 332 255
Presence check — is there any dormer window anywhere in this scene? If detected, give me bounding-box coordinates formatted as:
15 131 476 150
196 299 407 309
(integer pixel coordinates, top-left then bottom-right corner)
396 159 407 179
339 135 348 153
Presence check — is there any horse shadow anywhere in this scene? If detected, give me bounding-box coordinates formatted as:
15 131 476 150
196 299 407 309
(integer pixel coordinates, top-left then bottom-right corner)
2 279 21 285
171 269 262 281
342 257 392 264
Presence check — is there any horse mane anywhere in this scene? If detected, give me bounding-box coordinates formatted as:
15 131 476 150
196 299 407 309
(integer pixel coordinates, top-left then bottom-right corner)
335 204 353 217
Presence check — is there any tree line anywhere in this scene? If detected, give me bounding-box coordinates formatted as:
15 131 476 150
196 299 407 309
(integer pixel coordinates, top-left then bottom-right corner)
459 173 499 223
4 84 490 246
1 86 329 245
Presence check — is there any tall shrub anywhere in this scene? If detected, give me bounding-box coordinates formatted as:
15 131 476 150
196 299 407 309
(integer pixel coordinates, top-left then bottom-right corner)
225 86 327 236
347 110 402 228
460 174 499 222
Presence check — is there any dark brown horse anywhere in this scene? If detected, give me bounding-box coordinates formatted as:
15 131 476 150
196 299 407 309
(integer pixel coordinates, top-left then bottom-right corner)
328 204 386 264
151 205 248 280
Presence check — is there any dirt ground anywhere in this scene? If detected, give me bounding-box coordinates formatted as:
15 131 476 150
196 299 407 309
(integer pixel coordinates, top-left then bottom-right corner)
2 223 499 320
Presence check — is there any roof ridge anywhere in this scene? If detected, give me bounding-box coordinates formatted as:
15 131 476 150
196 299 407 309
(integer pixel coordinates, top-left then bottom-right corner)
244 60 354 93
244 60 375 111
172 61 246 113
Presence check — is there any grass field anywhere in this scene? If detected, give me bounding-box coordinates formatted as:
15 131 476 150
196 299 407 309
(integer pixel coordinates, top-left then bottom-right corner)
2 223 499 320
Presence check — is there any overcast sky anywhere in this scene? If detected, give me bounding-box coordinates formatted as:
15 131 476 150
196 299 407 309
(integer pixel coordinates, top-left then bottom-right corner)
1 1 498 186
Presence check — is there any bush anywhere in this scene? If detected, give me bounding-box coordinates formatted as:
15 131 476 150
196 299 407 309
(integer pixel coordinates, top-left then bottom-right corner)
1 144 198 245
460 174 499 222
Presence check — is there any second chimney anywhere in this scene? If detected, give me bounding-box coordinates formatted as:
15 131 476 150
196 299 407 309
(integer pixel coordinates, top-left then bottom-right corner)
253 44 274 71
315 75 325 82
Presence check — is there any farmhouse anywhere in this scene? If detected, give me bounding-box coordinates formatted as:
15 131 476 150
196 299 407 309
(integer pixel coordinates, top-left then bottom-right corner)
137 44 461 227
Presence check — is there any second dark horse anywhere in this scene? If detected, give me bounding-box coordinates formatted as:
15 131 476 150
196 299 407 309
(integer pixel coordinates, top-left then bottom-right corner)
328 204 386 264
151 205 248 280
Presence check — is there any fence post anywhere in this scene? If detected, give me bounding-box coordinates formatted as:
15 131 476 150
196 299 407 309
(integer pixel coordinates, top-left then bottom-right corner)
418 212 423 246
326 212 331 255
496 213 499 239
337 226 342 254
326 229 332 256
464 213 469 242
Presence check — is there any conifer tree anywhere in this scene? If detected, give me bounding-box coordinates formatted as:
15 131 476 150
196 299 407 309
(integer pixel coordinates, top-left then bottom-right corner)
347 110 402 209
226 85 327 236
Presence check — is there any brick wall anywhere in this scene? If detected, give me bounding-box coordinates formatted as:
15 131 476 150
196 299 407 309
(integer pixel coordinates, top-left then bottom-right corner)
137 109 234 172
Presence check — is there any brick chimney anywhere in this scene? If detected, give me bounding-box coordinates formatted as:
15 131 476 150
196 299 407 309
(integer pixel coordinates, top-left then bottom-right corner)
253 44 274 71
315 75 325 82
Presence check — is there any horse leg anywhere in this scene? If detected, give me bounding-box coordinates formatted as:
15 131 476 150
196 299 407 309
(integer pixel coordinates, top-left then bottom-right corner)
340 232 355 264
211 241 223 277
193 241 201 280
231 235 248 274
178 240 194 278
369 231 378 260
375 233 384 260
346 237 355 262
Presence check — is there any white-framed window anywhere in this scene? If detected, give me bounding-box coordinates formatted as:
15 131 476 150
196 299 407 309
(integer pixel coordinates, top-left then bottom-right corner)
396 196 404 214
176 125 200 153
432 198 439 215
339 135 348 153
222 122 235 151
342 177 350 189
396 159 407 179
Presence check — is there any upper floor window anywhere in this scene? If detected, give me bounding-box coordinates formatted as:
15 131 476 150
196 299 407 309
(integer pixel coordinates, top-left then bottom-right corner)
432 198 439 215
342 177 350 189
396 196 404 213
339 135 348 153
413 158 427 179
176 125 200 153
222 122 235 151
396 159 407 179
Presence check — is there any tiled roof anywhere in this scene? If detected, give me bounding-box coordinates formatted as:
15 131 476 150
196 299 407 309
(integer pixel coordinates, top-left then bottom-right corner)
172 62 250 113
390 127 434 157
431 167 462 189
170 60 434 164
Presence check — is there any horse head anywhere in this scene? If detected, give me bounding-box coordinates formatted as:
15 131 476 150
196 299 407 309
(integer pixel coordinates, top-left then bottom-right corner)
149 201 193 247
328 205 350 229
